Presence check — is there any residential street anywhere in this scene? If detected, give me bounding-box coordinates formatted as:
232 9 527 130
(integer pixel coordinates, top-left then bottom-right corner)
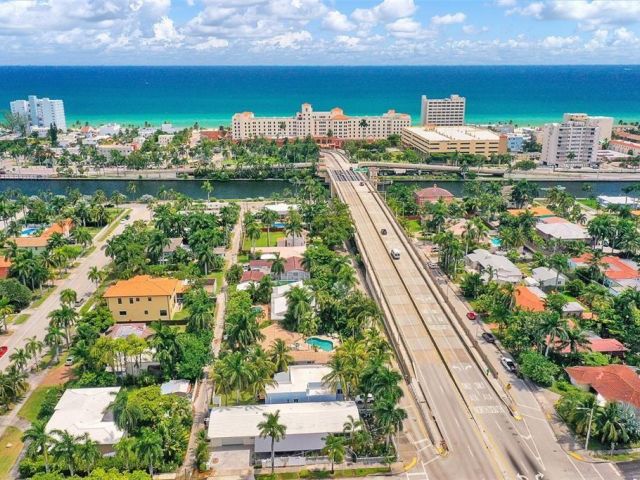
0 204 147 436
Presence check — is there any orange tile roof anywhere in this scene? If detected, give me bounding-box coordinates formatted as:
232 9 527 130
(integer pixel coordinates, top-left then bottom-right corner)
507 206 554 217
11 236 49 248
103 275 183 298
566 365 640 409
571 253 640 281
0 257 11 268
43 219 73 237
514 286 545 312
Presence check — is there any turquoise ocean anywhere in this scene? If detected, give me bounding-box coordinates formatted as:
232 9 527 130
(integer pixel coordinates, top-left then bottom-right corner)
0 65 639 128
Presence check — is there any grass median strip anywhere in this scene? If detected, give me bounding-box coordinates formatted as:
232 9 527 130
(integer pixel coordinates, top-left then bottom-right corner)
97 208 131 242
0 426 23 478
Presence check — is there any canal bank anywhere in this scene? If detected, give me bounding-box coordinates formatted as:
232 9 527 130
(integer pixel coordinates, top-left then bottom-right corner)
0 178 639 199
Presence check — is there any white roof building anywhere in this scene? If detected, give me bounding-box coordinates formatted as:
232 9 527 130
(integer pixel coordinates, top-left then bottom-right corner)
265 203 299 217
266 365 337 404
536 222 589 242
207 401 359 452
597 196 640 208
532 267 568 287
46 387 122 446
465 249 522 284
271 281 303 321
161 379 191 397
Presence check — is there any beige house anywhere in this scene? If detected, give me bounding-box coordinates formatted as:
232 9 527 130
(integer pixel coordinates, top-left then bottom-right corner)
103 275 185 323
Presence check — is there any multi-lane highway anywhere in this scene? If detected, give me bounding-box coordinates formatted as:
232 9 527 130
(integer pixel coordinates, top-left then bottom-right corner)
325 150 618 480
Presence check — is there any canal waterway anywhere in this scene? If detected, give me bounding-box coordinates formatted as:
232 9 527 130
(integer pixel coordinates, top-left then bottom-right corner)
0 178 638 199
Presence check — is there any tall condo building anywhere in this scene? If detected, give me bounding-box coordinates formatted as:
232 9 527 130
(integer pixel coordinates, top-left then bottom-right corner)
420 94 466 126
231 103 411 140
541 119 599 168
562 113 613 143
10 95 67 132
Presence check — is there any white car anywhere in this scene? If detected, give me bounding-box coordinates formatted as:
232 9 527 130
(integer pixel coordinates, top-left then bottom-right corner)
500 356 517 373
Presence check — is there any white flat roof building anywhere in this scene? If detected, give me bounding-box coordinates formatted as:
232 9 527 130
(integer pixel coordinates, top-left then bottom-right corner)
207 401 359 452
420 94 465 126
465 248 522 284
563 113 613 143
402 125 506 156
266 365 337 404
10 95 67 132
597 196 640 208
265 203 299 217
46 387 122 446
232 103 410 140
541 120 599 168
536 222 589 241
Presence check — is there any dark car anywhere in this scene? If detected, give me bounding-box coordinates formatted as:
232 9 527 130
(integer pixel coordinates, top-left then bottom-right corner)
381 228 387 235
481 332 496 344
0 346 7 358
466 311 478 321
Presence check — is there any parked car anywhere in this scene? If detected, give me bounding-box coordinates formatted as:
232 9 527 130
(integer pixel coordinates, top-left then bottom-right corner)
466 311 478 321
381 228 387 235
500 356 517 373
0 346 8 358
64 356 74 367
481 332 496 344
355 394 374 405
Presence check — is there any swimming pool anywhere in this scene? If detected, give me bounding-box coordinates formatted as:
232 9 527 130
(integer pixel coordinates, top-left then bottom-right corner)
305 337 334 352
490 237 502 247
20 227 38 237
272 222 285 229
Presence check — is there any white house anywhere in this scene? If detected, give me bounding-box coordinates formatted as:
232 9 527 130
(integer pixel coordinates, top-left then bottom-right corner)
597 196 640 208
46 387 123 451
265 203 299 218
531 267 567 289
266 365 339 404
207 401 359 452
270 282 308 321
535 222 589 243
465 249 522 284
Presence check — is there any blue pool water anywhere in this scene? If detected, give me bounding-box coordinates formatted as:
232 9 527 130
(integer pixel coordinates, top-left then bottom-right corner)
490 237 502 247
20 227 38 237
305 337 334 352
272 222 285 229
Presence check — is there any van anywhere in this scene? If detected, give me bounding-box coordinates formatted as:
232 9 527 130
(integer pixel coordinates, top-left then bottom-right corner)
390 249 401 260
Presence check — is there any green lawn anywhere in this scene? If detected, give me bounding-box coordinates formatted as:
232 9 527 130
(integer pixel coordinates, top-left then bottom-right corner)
242 231 286 250
18 386 55 423
578 198 599 209
208 271 225 293
403 218 422 234
11 314 29 325
173 307 190 322
0 426 23 478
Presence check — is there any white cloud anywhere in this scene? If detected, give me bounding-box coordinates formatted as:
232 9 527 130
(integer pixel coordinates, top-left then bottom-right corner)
541 35 579 48
509 1 640 29
495 0 517 6
254 30 312 49
462 24 489 35
431 12 466 26
149 16 184 44
323 10 354 32
352 0 416 26
190 37 229 50
386 17 432 39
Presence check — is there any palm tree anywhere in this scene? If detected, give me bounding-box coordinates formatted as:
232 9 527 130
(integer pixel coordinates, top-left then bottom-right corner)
135 428 164 475
258 410 287 474
201 180 214 201
284 209 303 243
110 390 142 435
562 326 590 355
269 339 293 372
284 286 313 332
25 336 44 369
540 313 568 357
48 305 77 348
597 402 630 454
270 255 285 279
22 420 54 473
71 227 92 248
76 433 101 474
373 399 407 448
114 436 137 472
60 288 77 307
45 325 65 363
217 351 256 403
246 221 262 253
51 429 79 476
9 347 31 373
260 208 279 246
323 434 346 473
87 266 103 286
0 296 14 333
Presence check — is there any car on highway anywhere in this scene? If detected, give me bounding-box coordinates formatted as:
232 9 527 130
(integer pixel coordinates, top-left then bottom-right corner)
390 248 401 260
481 332 496 344
381 228 387 235
500 356 517 373
0 346 8 358
466 311 478 321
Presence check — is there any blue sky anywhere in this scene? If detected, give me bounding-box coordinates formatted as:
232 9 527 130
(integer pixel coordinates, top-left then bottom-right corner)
1 0 639 65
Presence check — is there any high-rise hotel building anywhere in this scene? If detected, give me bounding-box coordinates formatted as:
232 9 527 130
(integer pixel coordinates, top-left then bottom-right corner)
420 94 465 126
10 95 67 132
541 119 599 168
231 103 411 140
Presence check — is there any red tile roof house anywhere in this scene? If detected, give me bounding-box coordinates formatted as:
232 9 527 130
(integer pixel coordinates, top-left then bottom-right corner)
570 253 640 295
0 256 12 279
238 271 265 291
566 365 640 409
547 334 627 358
249 259 273 275
414 185 454 207
280 256 310 282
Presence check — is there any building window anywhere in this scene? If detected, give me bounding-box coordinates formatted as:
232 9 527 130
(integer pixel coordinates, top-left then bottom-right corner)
148 297 152 301
117 298 122 304
160 309 168 316
144 310 148 315
129 298 134 304
119 311 126 316
136 298 140 302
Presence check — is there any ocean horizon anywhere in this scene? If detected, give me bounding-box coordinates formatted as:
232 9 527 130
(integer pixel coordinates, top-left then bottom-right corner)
1 65 639 128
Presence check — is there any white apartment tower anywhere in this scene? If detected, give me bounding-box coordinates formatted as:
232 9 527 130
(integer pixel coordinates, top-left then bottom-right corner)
10 95 67 132
541 120 599 168
420 94 466 126
232 103 411 140
563 113 613 143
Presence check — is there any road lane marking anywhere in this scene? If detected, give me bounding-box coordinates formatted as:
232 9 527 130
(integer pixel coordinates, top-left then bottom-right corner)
591 463 605 480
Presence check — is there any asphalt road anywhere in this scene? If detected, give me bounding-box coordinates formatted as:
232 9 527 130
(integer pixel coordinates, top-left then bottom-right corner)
0 204 148 372
325 150 618 480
